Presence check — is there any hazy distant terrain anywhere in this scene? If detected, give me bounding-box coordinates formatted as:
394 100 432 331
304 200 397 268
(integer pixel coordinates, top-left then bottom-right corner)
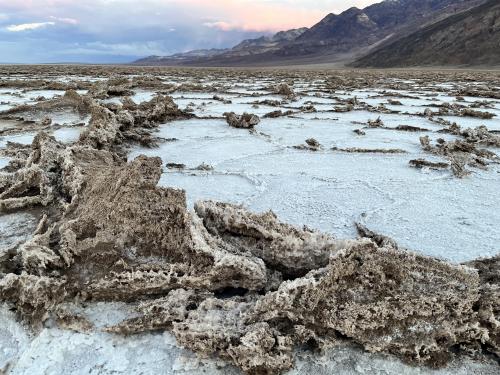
134 0 496 68
134 27 309 66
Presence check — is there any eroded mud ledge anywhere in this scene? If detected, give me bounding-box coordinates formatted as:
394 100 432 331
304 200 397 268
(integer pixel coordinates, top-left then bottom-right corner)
0 72 499 375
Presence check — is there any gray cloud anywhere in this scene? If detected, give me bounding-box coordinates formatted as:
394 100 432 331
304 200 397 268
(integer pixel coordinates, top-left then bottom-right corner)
0 0 379 63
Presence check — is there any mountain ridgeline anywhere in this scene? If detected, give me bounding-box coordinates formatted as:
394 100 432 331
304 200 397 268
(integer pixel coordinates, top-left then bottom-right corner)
134 28 308 66
134 0 498 68
352 0 500 67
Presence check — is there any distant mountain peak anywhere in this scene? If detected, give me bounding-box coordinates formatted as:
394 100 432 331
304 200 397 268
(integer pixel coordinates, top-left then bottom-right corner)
343 6 362 15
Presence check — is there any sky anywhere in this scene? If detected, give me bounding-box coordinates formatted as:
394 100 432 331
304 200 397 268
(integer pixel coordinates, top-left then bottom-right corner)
0 0 379 63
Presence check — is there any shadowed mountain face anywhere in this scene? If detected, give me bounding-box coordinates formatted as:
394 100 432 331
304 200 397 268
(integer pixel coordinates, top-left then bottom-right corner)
298 0 476 44
352 0 500 67
134 0 488 67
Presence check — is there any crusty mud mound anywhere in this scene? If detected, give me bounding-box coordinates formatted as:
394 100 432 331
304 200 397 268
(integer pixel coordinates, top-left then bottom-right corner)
224 112 260 129
0 83 498 374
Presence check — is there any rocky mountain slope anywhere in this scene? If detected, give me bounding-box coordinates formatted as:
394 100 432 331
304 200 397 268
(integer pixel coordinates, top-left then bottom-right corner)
352 0 500 67
290 0 483 54
134 0 486 66
232 27 307 53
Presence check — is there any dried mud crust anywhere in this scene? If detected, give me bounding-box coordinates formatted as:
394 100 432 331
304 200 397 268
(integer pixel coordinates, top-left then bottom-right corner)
224 112 261 129
0 68 499 374
293 138 323 152
419 135 498 178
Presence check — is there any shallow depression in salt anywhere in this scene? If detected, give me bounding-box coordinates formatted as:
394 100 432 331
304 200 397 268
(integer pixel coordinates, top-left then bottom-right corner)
0 126 83 148
130 115 500 264
0 132 36 148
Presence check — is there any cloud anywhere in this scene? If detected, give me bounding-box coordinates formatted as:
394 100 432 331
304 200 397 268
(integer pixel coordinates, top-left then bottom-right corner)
0 0 380 62
50 16 79 25
203 21 235 31
203 20 272 33
63 41 169 56
6 21 55 32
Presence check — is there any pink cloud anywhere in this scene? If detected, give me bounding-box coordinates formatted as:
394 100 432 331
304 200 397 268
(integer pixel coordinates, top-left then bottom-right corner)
182 0 328 32
203 21 235 32
50 16 79 25
0 1 380 33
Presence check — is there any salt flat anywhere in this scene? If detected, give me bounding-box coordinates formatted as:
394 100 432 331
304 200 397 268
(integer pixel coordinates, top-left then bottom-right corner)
0 66 499 375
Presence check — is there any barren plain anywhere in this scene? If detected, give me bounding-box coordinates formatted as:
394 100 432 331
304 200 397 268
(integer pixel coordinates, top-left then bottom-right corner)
0 65 499 374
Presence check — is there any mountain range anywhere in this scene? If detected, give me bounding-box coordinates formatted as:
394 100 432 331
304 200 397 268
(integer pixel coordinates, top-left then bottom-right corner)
134 27 309 65
134 0 499 68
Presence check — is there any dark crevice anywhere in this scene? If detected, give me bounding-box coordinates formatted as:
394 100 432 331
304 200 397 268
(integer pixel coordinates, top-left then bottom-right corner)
214 287 249 299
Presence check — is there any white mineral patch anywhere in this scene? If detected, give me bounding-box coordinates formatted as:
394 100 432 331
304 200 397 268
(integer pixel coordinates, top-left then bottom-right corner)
129 114 500 263
0 133 36 148
51 127 84 143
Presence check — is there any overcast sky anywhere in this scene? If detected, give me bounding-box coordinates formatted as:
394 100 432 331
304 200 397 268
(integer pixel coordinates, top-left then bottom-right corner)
0 0 379 63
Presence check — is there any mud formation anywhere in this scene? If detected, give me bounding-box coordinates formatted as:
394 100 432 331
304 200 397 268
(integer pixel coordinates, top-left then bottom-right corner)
333 96 358 113
368 117 384 128
409 159 450 170
263 110 294 118
81 94 192 151
332 147 406 154
392 125 430 132
300 104 317 113
421 103 496 120
293 138 323 152
419 134 498 177
224 112 261 129
87 77 134 99
388 99 403 105
213 95 232 104
450 125 500 148
273 83 296 100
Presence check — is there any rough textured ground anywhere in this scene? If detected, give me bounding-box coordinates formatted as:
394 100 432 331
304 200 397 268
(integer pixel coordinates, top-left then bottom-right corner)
0 66 499 374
